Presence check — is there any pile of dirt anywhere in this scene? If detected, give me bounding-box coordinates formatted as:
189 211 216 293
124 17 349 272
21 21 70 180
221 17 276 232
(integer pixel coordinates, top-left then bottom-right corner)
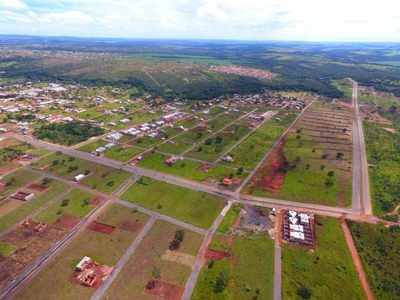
197 163 212 173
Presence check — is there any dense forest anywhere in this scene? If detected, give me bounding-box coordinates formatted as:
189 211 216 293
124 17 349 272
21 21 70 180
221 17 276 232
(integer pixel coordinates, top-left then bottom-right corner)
33 121 104 145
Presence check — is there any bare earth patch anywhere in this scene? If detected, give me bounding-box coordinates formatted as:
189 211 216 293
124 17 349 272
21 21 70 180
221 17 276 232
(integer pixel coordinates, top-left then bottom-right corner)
144 279 185 300
161 249 196 269
117 220 145 233
87 221 115 235
0 199 25 217
382 127 396 133
69 261 114 289
89 195 105 206
26 184 49 191
52 214 81 230
204 248 231 261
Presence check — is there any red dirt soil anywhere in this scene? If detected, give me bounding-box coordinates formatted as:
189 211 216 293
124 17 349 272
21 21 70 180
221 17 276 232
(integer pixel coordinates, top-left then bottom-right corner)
26 184 49 191
117 220 145 233
257 139 287 191
144 279 185 300
52 214 81 230
204 248 231 261
69 262 114 289
87 221 115 235
340 219 374 300
18 220 44 233
89 195 105 206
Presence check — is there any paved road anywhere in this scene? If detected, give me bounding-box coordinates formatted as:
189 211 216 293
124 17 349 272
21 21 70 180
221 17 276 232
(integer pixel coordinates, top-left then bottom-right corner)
91 216 157 300
182 201 233 300
273 239 282 300
349 79 372 215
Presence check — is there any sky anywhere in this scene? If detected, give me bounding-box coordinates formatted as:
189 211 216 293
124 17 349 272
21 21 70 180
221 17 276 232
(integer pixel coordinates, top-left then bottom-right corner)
0 0 400 41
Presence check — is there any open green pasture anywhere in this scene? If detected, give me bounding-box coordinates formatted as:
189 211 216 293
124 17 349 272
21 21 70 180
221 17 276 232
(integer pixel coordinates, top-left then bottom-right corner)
92 112 123 123
0 168 41 196
121 179 225 229
137 152 248 182
0 241 17 257
347 220 400 300
220 112 298 170
34 188 95 224
31 152 131 194
14 203 149 300
102 219 204 299
282 217 366 300
104 145 143 161
126 109 165 125
193 205 274 300
186 123 252 162
75 107 104 119
129 135 163 148
0 180 70 234
375 92 398 108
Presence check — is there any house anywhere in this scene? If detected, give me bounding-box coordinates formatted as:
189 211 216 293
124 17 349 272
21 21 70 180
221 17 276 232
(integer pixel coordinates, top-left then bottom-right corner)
76 256 91 271
11 191 35 201
224 156 234 163
222 178 233 186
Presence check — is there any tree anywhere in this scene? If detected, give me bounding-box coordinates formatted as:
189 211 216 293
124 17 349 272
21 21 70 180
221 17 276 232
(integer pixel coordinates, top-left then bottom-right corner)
197 146 203 152
214 271 229 293
61 199 69 207
174 229 185 242
297 285 313 299
336 152 344 159
215 136 223 143
327 171 335 177
237 167 244 175
205 138 213 145
152 267 161 280
325 178 334 187
42 177 52 185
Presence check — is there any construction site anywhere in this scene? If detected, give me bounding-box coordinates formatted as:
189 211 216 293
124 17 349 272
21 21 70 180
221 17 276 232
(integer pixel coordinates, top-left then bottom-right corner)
282 210 315 246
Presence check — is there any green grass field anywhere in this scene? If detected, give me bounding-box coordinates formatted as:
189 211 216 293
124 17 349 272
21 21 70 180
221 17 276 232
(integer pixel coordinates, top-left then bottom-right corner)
0 180 70 234
14 203 150 300
31 152 131 194
77 139 108 153
0 168 41 196
104 145 143 161
137 152 248 182
34 188 95 224
121 179 225 229
282 217 366 300
0 242 17 257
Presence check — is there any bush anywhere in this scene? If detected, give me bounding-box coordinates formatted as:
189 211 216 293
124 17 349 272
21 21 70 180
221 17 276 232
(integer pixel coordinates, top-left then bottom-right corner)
214 271 229 293
327 171 335 177
297 285 313 299
174 229 185 242
61 199 69 207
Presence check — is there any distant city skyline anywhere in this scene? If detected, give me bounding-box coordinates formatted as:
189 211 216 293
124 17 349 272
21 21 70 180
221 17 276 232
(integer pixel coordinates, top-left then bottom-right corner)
1 0 400 42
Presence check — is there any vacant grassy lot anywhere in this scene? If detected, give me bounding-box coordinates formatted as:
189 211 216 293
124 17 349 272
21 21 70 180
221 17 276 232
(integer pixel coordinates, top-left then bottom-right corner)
34 188 95 224
137 152 248 182
0 168 41 196
14 203 149 300
104 145 143 161
347 220 400 300
193 206 274 300
0 180 70 234
157 128 212 154
77 139 108 153
282 217 366 300
31 152 131 194
121 179 225 229
0 241 16 257
102 219 204 299
250 102 353 206
220 111 297 170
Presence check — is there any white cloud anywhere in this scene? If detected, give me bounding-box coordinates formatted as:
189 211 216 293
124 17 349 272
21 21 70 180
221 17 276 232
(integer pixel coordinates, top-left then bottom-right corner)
28 10 36 18
39 11 93 24
197 4 230 20
0 9 31 22
0 0 28 10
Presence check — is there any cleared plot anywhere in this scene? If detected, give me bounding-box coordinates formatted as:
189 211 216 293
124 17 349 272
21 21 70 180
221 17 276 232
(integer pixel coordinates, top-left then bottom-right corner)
220 111 298 170
247 103 352 206
0 224 67 290
102 219 203 300
121 178 225 229
31 152 131 194
0 180 70 234
13 203 150 300
77 139 108 153
157 129 212 154
34 188 95 224
375 92 398 108
0 168 41 197
129 135 163 149
76 107 104 119
137 153 248 183
347 220 400 300
282 217 366 300
104 145 143 162
192 204 274 300
185 123 252 162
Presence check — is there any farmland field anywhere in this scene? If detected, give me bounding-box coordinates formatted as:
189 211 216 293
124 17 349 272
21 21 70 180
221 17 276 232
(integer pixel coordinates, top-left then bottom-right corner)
282 217 366 300
30 152 131 194
246 102 353 206
13 203 150 300
192 204 275 300
120 178 226 229
347 220 400 300
0 180 70 234
102 219 204 299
